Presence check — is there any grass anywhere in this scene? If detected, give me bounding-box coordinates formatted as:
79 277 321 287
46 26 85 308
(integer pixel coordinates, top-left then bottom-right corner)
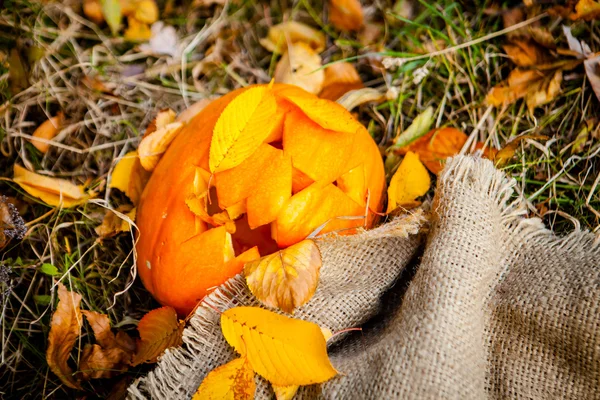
1 0 599 398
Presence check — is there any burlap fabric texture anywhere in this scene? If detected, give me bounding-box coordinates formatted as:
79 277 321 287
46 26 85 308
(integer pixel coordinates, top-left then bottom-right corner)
128 156 600 399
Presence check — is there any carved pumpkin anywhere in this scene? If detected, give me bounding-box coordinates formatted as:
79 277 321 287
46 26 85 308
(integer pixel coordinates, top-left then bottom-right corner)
136 84 385 315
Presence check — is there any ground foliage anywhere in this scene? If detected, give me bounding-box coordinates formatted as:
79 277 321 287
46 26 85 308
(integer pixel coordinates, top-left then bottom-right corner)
0 0 599 398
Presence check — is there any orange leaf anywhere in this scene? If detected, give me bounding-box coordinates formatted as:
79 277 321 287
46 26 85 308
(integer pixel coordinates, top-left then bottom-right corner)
30 112 64 153
494 134 549 167
329 0 364 32
503 40 548 67
274 42 324 95
46 283 83 389
244 239 321 313
132 306 185 365
193 357 256 400
260 21 326 53
398 127 470 174
319 62 364 101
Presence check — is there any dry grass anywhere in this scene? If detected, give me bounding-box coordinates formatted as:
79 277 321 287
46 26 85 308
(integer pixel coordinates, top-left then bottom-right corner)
0 0 599 398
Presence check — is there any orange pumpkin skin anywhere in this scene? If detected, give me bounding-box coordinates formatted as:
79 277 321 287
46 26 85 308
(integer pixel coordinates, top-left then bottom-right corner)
136 84 385 316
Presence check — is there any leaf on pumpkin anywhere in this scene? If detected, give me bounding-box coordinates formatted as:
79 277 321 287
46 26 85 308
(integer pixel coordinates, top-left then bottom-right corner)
273 384 299 400
319 62 364 101
329 0 364 32
274 42 324 95
220 306 337 386
260 21 326 53
13 165 91 207
46 283 83 389
185 192 237 233
101 0 122 36
138 110 184 171
494 134 549 167
79 310 135 380
95 205 136 238
244 239 322 313
30 112 64 154
386 151 430 213
193 357 256 400
132 306 184 365
110 151 151 205
209 85 278 173
0 195 26 251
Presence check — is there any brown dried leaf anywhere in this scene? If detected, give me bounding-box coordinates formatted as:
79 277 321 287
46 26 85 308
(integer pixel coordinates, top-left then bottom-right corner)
494 134 549 167
244 239 322 313
274 42 324 95
30 112 65 153
584 55 600 102
260 21 326 54
319 62 364 101
0 196 26 250
132 306 184 365
329 0 364 32
46 283 83 389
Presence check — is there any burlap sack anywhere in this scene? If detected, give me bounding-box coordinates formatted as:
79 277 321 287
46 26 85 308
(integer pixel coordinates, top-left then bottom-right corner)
128 156 600 399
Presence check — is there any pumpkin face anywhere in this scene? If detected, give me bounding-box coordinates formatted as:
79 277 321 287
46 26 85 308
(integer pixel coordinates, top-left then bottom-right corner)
136 84 385 315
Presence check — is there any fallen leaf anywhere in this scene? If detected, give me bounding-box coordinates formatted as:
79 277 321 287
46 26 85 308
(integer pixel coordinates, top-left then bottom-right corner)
552 0 600 20
30 112 65 153
329 0 364 32
390 106 434 150
494 134 549 167
386 151 430 213
584 55 600 102
274 42 324 95
336 88 385 111
95 205 136 238
124 16 152 41
193 357 255 400
110 151 151 205
83 0 105 24
138 110 184 171
140 22 179 57
101 0 122 36
13 165 91 207
46 283 83 389
220 306 337 386
8 48 28 95
571 120 595 154
260 21 326 53
79 311 135 379
132 306 184 365
273 384 299 400
133 0 159 24
0 195 26 250
209 85 278 172
396 127 475 174
244 239 322 313
319 62 364 101
503 40 549 67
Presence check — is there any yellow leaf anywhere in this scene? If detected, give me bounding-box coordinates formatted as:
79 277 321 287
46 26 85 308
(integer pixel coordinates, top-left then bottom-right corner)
220 306 337 386
83 0 105 24
30 112 64 153
138 111 184 170
110 151 151 205
209 86 278 173
134 0 159 24
193 357 256 400
260 21 326 53
124 16 152 41
273 384 299 400
13 165 90 208
387 151 430 213
185 192 237 234
329 0 364 32
46 283 83 389
95 205 136 238
132 306 185 365
244 239 322 313
274 42 324 95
